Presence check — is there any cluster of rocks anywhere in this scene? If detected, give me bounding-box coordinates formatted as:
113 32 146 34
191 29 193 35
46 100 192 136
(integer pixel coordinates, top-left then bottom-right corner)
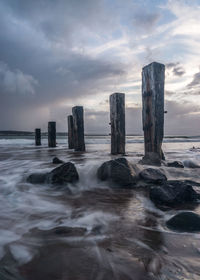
27 156 200 233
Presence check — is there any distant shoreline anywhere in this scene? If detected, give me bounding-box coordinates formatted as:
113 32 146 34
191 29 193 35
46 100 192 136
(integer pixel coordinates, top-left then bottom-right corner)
0 131 200 138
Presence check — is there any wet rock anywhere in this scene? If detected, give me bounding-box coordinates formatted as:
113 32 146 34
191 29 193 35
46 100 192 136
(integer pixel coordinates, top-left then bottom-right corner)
183 160 200 168
52 226 86 236
52 157 64 164
27 173 47 184
139 168 167 184
27 162 79 185
167 161 184 168
150 180 200 208
31 226 86 237
166 212 200 232
97 158 138 188
47 162 79 185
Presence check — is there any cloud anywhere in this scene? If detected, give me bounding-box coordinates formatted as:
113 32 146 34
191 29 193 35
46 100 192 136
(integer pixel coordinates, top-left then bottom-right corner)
187 71 200 88
0 62 38 95
166 62 185 77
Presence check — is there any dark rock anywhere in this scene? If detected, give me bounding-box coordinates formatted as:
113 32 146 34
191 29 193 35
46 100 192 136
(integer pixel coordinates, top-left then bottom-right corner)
27 162 79 185
52 157 64 164
150 180 200 207
167 161 184 168
52 226 86 236
97 158 138 187
47 162 79 185
27 173 47 184
31 226 86 237
166 212 200 232
183 160 200 168
139 168 167 184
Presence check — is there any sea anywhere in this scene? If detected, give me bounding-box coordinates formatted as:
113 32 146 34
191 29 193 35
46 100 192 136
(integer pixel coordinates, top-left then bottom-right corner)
0 135 200 280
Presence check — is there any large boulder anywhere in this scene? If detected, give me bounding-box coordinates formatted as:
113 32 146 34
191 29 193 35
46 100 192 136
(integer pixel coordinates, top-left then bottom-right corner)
27 162 79 185
97 158 139 187
167 161 184 168
166 212 200 232
139 168 167 184
150 180 200 208
47 162 79 184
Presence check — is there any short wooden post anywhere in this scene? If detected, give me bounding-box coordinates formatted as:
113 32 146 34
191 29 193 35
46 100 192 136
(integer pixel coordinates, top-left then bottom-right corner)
110 92 125 155
35 128 41 146
72 106 85 151
141 61 165 165
68 115 74 149
48 121 56 147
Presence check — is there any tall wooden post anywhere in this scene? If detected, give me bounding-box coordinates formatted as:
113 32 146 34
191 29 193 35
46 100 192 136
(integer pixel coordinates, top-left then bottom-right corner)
35 128 41 146
141 61 165 165
48 121 56 147
68 115 74 149
110 92 125 155
72 106 85 151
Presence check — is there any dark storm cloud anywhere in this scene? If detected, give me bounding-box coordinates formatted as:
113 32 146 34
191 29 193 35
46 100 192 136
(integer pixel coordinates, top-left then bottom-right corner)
0 0 126 107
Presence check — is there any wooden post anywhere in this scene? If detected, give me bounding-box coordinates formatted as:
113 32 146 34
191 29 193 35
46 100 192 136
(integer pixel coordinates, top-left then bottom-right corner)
68 115 74 149
35 128 41 146
48 121 56 147
141 61 165 165
110 92 125 155
72 106 85 151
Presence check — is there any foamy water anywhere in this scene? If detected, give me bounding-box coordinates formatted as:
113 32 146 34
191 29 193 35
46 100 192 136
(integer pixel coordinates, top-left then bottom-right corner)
0 135 200 279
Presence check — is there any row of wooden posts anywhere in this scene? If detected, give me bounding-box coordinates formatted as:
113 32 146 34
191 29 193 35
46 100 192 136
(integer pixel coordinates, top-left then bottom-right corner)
35 62 165 162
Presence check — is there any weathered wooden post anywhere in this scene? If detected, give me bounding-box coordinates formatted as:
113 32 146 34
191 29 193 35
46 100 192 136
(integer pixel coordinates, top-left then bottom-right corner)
72 106 85 151
141 61 165 165
67 115 74 149
35 128 41 146
110 92 125 155
48 121 56 147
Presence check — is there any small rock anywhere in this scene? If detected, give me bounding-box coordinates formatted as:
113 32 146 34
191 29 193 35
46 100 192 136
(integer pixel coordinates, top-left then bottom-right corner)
27 173 47 184
167 161 184 168
166 212 200 232
139 168 167 184
150 180 200 208
47 162 79 185
52 226 86 236
27 162 79 185
97 158 139 187
52 157 64 164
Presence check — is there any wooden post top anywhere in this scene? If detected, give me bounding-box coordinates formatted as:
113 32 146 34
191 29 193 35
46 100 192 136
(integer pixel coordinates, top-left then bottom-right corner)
72 106 83 110
110 92 125 97
142 61 165 71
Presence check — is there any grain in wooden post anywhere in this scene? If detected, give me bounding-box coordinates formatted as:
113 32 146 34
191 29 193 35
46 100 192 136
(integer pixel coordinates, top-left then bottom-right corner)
48 121 56 147
110 92 125 155
141 61 165 165
35 128 41 146
72 106 85 151
67 115 74 149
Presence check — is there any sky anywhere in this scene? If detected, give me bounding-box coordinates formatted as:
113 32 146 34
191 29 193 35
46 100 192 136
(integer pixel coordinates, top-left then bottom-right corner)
0 0 200 135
